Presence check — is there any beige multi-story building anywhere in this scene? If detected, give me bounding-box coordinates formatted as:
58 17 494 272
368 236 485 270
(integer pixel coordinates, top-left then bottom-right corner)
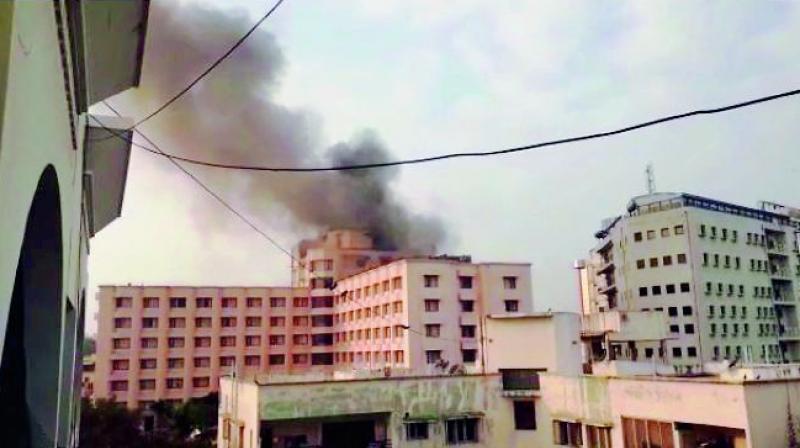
578 192 800 372
93 230 535 407
332 256 533 372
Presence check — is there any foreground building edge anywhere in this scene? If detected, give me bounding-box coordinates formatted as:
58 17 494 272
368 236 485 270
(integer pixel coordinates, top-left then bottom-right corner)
0 1 149 447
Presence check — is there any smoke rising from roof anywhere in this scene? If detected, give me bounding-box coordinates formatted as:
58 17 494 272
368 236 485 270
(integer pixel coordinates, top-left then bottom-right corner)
130 2 444 251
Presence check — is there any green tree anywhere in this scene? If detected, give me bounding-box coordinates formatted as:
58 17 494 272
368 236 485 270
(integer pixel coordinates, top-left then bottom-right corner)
79 398 143 448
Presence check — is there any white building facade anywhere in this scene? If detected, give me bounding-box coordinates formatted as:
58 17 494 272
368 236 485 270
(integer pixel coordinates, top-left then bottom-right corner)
580 193 800 372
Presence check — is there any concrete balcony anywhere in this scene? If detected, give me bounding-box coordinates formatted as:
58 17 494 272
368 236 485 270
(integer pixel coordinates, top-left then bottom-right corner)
459 313 478 326
780 327 800 340
581 311 667 341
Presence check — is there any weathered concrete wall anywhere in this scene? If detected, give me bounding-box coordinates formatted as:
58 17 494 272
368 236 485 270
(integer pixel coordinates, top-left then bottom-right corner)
249 374 548 447
540 374 613 426
743 381 800 448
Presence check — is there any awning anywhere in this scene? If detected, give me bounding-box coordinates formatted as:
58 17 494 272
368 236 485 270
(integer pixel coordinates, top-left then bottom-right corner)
83 115 133 236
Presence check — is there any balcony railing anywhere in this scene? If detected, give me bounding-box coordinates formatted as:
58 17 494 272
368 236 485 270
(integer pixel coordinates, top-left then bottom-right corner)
780 327 800 339
501 369 542 391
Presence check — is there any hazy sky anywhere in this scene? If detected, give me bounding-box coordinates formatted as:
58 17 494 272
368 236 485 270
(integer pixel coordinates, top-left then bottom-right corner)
87 0 800 334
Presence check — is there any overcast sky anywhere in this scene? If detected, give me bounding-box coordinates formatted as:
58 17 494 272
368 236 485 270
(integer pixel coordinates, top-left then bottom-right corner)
86 0 800 334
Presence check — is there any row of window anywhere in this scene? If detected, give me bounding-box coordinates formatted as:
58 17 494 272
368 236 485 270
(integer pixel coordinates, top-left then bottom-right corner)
424 299 476 312
334 325 404 342
709 322 775 337
635 253 688 269
113 315 334 330
404 417 482 444
633 225 686 242
553 420 612 447
110 377 209 392
425 349 478 364
703 282 778 299
334 301 404 322
115 296 308 309
698 224 740 242
711 344 783 361
707 304 775 319
112 333 334 350
637 282 691 297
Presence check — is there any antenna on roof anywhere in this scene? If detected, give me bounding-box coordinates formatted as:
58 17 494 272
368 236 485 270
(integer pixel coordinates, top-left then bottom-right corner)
645 163 656 194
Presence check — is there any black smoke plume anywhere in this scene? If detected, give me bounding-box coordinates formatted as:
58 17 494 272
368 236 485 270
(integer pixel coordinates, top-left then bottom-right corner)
128 2 444 251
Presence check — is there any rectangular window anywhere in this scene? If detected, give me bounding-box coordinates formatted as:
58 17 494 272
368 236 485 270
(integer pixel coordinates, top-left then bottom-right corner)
311 315 333 327
246 297 262 308
637 259 646 270
687 346 698 357
459 276 474 289
652 285 662 296
647 230 656 240
649 258 659 268
663 255 672 266
622 418 673 448
220 356 235 367
513 401 536 430
114 318 131 329
426 350 442 364
292 354 309 364
460 300 475 312
221 317 236 328
665 284 676 294
677 253 687 264
245 335 261 347
685 324 695 334
166 378 184 389
268 355 285 365
462 349 477 364
634 232 643 241
446 418 479 444
672 347 682 358
140 358 157 369
168 317 185 329
245 355 261 366
293 297 309 307
661 228 670 237
220 336 236 347
461 325 476 338
405 422 430 440
503 276 518 289
143 297 159 308
639 287 648 297
425 299 440 312
292 334 309 345
194 318 212 329
669 324 679 334
424 275 440 288
505 300 520 312
191 357 210 368
311 296 334 308
683 306 693 316
674 225 685 235
553 420 582 446
245 317 261 327
196 297 212 308
269 335 286 346
139 379 156 390
194 337 211 348
141 337 158 349
142 318 158 329
668 307 678 317
270 297 286 308
311 353 334 365
169 297 186 308
167 358 184 369
115 297 132 308
192 377 210 388
112 359 129 371
680 282 691 293
425 324 441 338
110 381 128 392
221 297 237 308
270 316 286 327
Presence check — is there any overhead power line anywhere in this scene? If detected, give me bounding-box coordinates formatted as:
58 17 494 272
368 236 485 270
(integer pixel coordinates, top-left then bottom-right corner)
120 0 287 132
95 101 299 263
97 87 800 172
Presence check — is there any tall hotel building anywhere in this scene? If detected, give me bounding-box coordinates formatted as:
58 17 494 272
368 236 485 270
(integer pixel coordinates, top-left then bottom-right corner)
578 192 800 372
94 230 533 407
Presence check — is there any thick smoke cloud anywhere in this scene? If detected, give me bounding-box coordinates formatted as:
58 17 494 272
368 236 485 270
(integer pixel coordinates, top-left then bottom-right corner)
130 2 444 251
